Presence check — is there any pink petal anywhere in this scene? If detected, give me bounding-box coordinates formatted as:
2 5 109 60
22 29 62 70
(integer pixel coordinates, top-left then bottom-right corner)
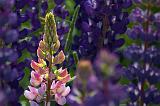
37 67 45 75
37 47 45 59
49 72 55 80
28 86 38 95
58 67 63 73
31 60 39 71
38 58 44 64
35 95 43 102
55 95 66 105
34 73 40 79
51 81 55 89
31 71 43 82
61 74 71 83
38 83 46 95
57 85 65 94
53 51 65 64
30 78 41 87
51 81 62 89
24 90 36 100
61 86 71 97
51 81 63 93
39 40 46 50
59 68 68 77
31 71 35 78
55 81 63 88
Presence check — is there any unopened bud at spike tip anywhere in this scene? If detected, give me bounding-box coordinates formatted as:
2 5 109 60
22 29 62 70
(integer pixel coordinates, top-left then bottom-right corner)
44 12 59 47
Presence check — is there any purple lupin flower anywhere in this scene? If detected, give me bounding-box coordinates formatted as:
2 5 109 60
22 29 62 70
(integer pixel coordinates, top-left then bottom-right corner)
68 50 126 106
72 0 132 60
122 1 160 105
0 1 23 105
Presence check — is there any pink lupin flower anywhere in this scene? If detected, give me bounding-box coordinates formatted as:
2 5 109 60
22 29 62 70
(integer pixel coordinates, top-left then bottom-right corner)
38 83 46 95
58 85 71 97
31 60 39 71
51 81 63 93
30 71 43 87
55 95 66 106
24 84 46 103
24 86 38 101
37 47 46 59
51 81 71 105
31 59 46 70
52 50 65 65
31 59 46 75
39 40 47 51
24 12 73 106
57 68 71 84
55 85 71 105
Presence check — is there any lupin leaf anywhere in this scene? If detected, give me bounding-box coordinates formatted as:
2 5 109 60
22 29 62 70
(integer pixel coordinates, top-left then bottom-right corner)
64 5 80 53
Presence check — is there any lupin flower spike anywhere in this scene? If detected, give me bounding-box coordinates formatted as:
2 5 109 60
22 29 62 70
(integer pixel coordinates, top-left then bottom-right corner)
24 12 71 106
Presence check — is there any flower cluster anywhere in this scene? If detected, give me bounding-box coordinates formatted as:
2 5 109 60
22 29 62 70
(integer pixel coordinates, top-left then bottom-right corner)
0 0 19 43
10 0 49 73
72 0 132 60
68 50 126 106
15 0 48 31
0 48 23 106
24 12 71 105
0 0 24 105
122 1 160 105
13 0 48 56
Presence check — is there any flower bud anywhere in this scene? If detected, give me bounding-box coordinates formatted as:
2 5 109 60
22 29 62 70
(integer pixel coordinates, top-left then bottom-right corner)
51 40 60 52
39 40 47 51
37 47 46 59
44 12 58 46
77 60 93 81
53 50 65 65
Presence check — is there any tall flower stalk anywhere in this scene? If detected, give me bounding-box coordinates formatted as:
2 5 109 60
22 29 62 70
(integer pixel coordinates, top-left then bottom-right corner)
24 12 72 106
123 0 160 105
0 0 23 105
72 0 132 60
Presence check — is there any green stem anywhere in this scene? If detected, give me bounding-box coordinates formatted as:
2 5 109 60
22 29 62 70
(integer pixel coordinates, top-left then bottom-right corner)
46 47 53 106
72 51 79 65
64 5 80 53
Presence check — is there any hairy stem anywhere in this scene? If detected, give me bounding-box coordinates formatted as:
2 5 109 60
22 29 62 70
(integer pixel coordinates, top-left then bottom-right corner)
46 47 53 106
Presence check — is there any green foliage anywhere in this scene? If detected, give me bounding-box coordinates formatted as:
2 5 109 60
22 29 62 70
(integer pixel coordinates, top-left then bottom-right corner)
65 0 76 14
18 49 31 62
20 68 30 106
64 5 80 53
20 68 30 90
72 51 79 65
